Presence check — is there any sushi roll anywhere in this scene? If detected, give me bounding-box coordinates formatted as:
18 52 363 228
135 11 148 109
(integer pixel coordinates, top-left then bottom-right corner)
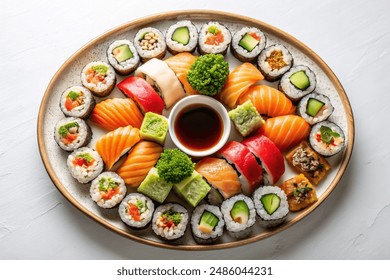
165 20 198 55
221 194 256 239
198 21 232 55
54 117 92 152
309 121 345 157
231 27 266 62
252 186 289 228
152 203 189 240
67 147 104 184
107 40 140 75
191 204 224 244
228 100 264 137
59 86 95 119
90 172 127 209
257 44 293 81
80 61 116 97
279 65 316 101
118 193 154 229
297 93 334 125
134 27 166 63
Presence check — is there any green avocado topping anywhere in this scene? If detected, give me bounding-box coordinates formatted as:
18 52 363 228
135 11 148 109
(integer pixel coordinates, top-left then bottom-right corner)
207 25 219 35
58 122 79 137
162 210 182 226
98 177 119 192
67 91 80 101
320 126 340 144
91 65 109 76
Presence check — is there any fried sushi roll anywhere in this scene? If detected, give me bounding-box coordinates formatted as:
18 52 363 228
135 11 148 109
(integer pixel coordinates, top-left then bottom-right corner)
231 27 266 62
107 40 140 75
134 27 166 63
90 172 126 209
81 61 116 97
59 86 95 119
54 117 92 152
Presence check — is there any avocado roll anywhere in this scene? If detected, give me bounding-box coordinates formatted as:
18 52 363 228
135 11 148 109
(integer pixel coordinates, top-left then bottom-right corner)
231 27 266 62
257 44 293 81
152 203 188 241
198 22 232 55
118 193 154 229
165 20 198 55
297 93 334 125
54 117 92 152
191 204 224 244
134 27 166 63
107 40 140 76
90 172 126 209
309 121 345 157
81 61 116 97
279 65 316 101
59 86 95 119
67 147 103 184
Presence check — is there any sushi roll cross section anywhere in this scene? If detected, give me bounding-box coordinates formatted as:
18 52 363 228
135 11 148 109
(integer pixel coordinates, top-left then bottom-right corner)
54 117 92 152
134 27 167 63
198 22 232 55
90 172 126 209
309 121 345 157
298 93 334 125
59 86 95 119
257 44 293 81
231 27 266 62
152 203 189 240
166 21 198 55
228 100 264 137
107 40 140 75
118 193 154 229
67 147 103 184
279 65 316 101
81 61 116 97
191 204 224 244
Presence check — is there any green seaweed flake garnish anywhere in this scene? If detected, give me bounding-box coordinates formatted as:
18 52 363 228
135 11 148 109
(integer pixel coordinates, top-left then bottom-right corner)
162 210 182 226
320 126 340 144
67 91 80 101
98 177 119 192
58 122 79 137
293 184 313 198
91 65 109 76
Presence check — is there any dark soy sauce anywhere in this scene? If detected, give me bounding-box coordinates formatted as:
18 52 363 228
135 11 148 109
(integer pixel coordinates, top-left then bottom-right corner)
174 105 223 151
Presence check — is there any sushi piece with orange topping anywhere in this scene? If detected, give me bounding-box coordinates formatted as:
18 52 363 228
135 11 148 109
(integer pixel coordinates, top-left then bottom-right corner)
59 86 95 119
198 22 232 55
80 61 116 97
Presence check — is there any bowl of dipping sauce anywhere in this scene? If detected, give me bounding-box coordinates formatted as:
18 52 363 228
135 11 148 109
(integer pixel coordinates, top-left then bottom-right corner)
169 95 231 157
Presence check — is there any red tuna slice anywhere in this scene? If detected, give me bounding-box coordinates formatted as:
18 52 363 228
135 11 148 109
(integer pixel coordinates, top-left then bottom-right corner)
217 141 263 196
242 134 285 185
117 76 164 115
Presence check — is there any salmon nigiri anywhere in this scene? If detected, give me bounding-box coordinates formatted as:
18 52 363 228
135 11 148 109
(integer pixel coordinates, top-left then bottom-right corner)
259 115 310 151
238 85 296 117
218 63 264 109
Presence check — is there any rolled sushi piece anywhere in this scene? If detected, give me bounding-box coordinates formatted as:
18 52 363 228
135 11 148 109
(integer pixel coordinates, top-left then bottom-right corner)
152 203 189 240
67 147 104 184
134 27 166 63
297 93 334 125
59 86 95 119
279 65 316 101
257 44 293 81
107 40 140 75
165 20 198 55
309 121 345 157
252 186 289 228
54 117 92 152
221 194 256 239
231 27 266 62
228 100 264 137
191 204 224 244
90 172 127 209
118 193 154 229
80 61 116 97
198 21 232 55
139 112 168 146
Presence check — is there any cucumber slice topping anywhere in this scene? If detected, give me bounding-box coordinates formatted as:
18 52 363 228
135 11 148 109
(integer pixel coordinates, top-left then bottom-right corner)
290 70 310 90
198 210 219 233
230 200 249 224
112 44 133 63
239 33 259 52
260 193 281 215
172 26 190 45
306 98 325 117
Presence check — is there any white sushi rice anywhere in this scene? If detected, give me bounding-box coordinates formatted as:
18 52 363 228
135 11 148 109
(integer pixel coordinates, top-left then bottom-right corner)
298 92 334 125
198 21 232 55
67 147 103 184
279 65 317 101
90 172 126 209
258 44 293 81
231 27 266 61
107 40 140 75
152 203 188 240
54 117 91 152
191 204 224 243
118 193 154 229
80 61 116 97
309 121 345 157
134 27 166 62
165 20 198 54
59 86 95 118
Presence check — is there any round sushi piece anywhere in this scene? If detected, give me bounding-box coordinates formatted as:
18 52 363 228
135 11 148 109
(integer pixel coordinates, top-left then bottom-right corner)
191 204 224 244
279 65 316 101
134 27 166 63
67 147 103 184
231 27 266 62
54 117 92 152
309 121 345 157
198 21 232 55
165 20 198 55
107 40 140 76
152 203 188 241
297 92 334 125
81 61 116 97
118 193 154 229
59 86 95 119
221 194 256 239
257 44 293 81
253 186 289 228
90 172 126 209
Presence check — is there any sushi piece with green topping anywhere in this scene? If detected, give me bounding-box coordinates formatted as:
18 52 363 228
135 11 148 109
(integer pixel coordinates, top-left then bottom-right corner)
228 100 264 137
191 204 224 244
140 112 168 145
137 167 173 204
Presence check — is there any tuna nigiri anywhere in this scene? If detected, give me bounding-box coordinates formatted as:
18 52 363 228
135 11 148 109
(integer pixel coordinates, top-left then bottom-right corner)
238 85 296 117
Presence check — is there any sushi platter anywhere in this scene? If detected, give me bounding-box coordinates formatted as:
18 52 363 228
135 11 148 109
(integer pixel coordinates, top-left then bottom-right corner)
38 10 354 249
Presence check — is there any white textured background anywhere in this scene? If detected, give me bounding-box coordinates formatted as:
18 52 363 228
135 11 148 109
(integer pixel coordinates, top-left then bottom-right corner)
1 0 389 259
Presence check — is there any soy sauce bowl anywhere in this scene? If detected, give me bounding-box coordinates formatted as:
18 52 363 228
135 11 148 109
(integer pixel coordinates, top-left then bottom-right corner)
169 95 231 158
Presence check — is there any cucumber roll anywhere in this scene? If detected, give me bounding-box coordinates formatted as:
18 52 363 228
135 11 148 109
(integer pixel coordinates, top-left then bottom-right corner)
107 40 140 76
54 117 92 152
165 21 198 55
134 27 166 63
257 44 293 81
191 204 224 244
118 193 154 229
90 172 126 209
81 61 116 97
231 27 266 62
252 186 289 228
59 86 95 119
67 147 103 184
309 121 345 157
279 65 316 101
152 203 188 240
198 22 232 55
297 93 334 125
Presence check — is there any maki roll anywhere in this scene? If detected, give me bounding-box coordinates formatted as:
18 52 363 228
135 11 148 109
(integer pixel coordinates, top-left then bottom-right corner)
67 147 103 184
252 186 289 228
59 86 95 119
221 194 256 239
309 121 345 157
152 203 189 240
165 20 198 55
90 172 126 209
107 40 140 75
279 65 316 101
134 27 166 63
231 27 266 62
118 193 154 229
81 61 116 97
54 117 92 152
257 44 293 81
198 21 232 55
297 93 334 125
191 204 224 244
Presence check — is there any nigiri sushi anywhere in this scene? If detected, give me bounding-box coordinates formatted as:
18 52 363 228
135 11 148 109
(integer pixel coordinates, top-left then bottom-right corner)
259 115 310 151
117 141 163 188
90 98 143 131
218 63 263 109
95 125 141 170
238 85 296 117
